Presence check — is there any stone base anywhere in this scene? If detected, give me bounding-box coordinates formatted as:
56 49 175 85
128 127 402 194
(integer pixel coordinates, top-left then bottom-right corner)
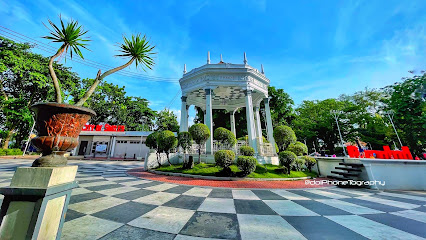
0 166 78 240
32 153 68 167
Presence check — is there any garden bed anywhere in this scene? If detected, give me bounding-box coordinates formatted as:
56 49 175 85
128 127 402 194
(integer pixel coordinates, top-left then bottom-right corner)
153 163 317 179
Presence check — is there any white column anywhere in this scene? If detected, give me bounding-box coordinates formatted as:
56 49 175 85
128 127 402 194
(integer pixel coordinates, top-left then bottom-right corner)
264 97 276 154
245 90 257 154
230 110 236 137
205 89 213 154
185 105 189 131
254 105 263 144
180 96 188 132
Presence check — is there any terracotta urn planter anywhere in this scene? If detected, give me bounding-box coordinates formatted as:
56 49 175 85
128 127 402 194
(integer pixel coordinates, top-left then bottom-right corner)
30 103 96 167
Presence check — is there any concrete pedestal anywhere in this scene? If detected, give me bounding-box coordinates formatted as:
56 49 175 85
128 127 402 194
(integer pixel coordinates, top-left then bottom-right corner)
0 166 78 240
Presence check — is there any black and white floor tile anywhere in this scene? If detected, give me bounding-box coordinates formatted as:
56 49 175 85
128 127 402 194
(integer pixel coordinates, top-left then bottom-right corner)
0 159 425 240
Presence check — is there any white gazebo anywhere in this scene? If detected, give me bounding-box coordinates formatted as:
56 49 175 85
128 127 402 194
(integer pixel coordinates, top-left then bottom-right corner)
179 52 277 163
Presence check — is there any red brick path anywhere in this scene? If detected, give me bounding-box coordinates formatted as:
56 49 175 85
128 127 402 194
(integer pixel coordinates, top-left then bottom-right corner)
127 168 332 189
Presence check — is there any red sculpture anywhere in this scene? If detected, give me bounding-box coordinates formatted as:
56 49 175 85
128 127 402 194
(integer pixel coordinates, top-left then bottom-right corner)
347 145 414 160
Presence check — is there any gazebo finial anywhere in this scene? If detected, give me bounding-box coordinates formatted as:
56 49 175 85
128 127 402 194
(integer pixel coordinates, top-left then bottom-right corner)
244 52 247 64
183 64 187 74
207 51 210 64
261 64 264 74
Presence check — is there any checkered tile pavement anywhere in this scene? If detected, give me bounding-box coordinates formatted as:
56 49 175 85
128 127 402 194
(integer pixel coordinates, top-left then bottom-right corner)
0 160 425 240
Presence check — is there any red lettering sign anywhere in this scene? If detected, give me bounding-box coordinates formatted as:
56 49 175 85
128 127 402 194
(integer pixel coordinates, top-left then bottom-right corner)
82 124 125 132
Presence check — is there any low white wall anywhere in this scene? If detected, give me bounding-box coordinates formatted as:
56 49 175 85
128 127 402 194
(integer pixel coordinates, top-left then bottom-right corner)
144 151 180 170
315 157 345 177
360 159 426 191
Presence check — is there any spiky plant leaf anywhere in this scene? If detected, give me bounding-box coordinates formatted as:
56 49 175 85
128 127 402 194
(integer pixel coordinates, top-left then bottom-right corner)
42 15 90 59
116 34 156 70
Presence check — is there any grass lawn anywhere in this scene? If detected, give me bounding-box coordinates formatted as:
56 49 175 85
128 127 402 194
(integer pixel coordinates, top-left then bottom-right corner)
154 163 317 179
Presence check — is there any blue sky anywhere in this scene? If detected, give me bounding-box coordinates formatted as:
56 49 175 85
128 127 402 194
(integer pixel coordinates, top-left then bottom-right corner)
1 0 425 124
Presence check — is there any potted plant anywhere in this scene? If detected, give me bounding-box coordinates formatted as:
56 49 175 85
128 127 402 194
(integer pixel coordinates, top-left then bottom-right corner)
31 16 156 167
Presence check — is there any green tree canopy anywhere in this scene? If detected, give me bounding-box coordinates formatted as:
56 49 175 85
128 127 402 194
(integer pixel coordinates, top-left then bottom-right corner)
156 109 179 132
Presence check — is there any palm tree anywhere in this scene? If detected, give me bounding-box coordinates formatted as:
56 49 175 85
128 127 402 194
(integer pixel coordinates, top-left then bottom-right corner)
43 15 156 106
43 16 90 103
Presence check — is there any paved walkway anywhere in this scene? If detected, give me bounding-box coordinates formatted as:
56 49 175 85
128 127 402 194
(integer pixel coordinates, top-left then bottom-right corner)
0 159 425 240
128 168 331 188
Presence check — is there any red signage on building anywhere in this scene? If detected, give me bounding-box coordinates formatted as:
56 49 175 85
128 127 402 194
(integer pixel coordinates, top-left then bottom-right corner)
82 124 125 132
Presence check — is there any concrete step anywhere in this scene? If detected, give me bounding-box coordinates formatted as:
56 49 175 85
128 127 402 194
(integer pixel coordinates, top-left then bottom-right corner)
331 171 359 177
335 166 362 172
339 162 363 168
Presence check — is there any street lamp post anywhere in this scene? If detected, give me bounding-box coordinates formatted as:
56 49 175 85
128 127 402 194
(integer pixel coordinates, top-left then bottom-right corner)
383 111 403 148
330 110 347 156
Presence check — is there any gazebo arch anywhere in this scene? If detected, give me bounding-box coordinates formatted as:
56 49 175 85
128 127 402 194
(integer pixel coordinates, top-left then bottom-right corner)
179 52 277 162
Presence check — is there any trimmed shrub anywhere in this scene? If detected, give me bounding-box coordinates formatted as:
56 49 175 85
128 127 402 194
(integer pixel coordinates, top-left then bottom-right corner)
237 156 257 176
254 163 268 174
273 125 296 152
0 149 6 156
278 151 297 174
157 130 178 165
302 156 316 172
189 123 210 163
146 132 162 166
293 157 305 171
287 141 308 156
214 150 235 170
178 132 193 168
213 127 236 149
240 146 255 156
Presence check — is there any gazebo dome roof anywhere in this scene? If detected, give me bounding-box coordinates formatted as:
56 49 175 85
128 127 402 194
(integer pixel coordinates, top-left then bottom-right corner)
179 53 270 111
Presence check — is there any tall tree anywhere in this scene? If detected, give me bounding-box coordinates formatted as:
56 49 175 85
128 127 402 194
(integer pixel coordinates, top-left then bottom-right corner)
70 79 156 130
261 86 295 126
0 37 79 148
383 73 426 156
156 109 179 132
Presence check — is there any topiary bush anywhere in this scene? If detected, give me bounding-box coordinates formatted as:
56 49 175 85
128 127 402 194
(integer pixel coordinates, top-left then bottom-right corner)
273 125 296 152
213 127 236 149
240 146 255 156
278 151 297 174
189 123 210 164
178 132 193 168
287 141 308 156
302 156 316 172
214 150 235 175
146 132 161 166
157 130 178 165
293 157 305 171
237 156 257 176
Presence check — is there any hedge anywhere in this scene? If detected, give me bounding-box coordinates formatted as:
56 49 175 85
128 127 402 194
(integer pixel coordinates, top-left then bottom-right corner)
0 148 23 156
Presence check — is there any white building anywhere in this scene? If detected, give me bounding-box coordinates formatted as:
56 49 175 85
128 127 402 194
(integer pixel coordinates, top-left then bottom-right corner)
74 131 152 160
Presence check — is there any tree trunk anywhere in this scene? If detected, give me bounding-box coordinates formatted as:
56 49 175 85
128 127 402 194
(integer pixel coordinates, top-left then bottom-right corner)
2 129 14 149
156 152 161 167
166 152 172 165
48 47 66 103
75 59 134 106
198 146 202 164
